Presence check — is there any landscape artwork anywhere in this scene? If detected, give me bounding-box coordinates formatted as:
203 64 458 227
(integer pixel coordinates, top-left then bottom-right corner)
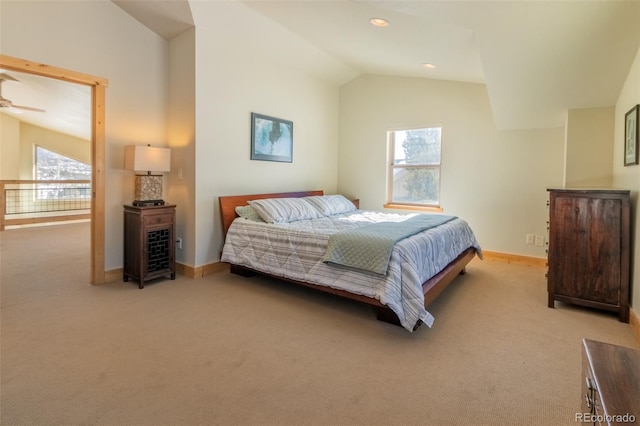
251 113 293 163
624 104 639 166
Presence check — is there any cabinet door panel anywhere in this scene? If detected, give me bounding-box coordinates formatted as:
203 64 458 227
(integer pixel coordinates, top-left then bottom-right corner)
144 227 173 274
550 196 620 305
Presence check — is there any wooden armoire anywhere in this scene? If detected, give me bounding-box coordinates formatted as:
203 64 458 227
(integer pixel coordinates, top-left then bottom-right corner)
546 188 630 322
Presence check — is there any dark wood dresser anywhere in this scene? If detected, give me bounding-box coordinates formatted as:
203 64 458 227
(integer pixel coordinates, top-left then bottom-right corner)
123 204 176 288
582 339 640 425
547 188 630 322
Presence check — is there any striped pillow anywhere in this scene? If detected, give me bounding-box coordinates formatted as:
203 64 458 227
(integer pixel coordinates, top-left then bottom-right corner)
304 195 356 216
248 197 324 223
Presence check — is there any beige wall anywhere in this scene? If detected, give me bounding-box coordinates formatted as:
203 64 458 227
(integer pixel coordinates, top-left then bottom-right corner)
19 122 90 180
0 113 20 180
1 0 169 270
338 74 565 258
565 107 614 187
1 115 89 180
613 46 640 318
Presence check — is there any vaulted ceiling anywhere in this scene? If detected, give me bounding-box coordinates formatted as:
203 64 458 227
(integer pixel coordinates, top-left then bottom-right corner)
0 69 91 140
115 0 640 130
3 1 639 139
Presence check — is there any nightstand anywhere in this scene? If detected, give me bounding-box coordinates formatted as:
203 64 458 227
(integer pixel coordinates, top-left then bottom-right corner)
123 204 176 288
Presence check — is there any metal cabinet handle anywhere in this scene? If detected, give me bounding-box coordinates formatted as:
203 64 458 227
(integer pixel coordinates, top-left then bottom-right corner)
586 377 595 390
584 393 593 409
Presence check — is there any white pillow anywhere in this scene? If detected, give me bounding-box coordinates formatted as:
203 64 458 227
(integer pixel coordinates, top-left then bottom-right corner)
235 205 265 222
304 195 357 216
248 197 324 223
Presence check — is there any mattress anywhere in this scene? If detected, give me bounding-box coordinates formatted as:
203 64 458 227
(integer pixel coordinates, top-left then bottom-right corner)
221 210 481 330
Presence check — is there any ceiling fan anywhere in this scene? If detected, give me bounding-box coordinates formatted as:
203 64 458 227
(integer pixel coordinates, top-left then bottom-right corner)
0 72 46 113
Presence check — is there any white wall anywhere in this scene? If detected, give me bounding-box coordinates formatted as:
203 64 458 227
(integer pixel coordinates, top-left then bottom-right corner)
613 46 640 317
190 2 340 266
338 74 565 258
1 0 169 270
2 1 340 271
565 107 614 187
3 1 634 282
167 28 196 267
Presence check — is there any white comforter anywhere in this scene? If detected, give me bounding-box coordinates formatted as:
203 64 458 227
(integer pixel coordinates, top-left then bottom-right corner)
221 211 481 331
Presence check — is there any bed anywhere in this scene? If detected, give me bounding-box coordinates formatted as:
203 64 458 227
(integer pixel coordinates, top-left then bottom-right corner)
219 190 481 331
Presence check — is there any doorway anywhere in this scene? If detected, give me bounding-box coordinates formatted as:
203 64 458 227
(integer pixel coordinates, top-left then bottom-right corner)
0 54 108 284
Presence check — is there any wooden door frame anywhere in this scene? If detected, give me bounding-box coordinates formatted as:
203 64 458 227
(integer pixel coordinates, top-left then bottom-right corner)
0 54 108 284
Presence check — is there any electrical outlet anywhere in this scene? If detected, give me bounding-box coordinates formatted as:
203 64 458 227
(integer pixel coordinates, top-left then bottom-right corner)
176 237 183 250
526 234 534 245
535 235 545 247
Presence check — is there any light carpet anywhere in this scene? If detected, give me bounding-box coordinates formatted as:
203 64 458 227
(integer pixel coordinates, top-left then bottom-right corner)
1 222 638 425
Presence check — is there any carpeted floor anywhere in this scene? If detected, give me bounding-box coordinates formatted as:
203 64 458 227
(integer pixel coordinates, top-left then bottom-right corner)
1 222 638 425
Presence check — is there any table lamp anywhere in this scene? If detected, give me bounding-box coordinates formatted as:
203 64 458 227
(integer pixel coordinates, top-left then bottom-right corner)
124 144 171 206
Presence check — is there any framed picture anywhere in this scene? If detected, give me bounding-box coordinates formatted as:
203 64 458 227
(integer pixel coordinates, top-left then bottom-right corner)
250 112 293 163
624 104 639 166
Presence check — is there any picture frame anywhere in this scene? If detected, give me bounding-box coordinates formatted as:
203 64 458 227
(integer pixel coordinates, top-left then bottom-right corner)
624 104 639 166
250 112 293 163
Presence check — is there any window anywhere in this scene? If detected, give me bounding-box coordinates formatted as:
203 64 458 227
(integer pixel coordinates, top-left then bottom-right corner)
387 126 442 208
35 146 91 199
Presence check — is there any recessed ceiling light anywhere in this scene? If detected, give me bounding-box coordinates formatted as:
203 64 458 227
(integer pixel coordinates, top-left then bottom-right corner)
370 18 389 28
422 63 436 69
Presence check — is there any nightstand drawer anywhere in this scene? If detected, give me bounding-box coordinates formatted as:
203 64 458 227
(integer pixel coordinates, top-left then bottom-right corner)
143 213 173 226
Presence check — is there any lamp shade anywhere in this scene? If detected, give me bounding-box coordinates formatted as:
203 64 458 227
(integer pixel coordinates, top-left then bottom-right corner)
124 145 171 173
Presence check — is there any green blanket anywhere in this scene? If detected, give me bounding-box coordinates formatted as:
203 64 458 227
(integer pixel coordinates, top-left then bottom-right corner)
322 214 456 275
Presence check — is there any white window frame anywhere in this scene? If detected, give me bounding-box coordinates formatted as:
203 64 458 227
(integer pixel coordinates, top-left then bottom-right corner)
385 125 443 212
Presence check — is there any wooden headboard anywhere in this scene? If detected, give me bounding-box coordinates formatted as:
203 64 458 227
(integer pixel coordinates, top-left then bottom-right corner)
219 190 324 237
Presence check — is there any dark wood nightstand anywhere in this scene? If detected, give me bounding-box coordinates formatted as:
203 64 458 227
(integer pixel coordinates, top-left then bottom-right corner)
123 204 176 288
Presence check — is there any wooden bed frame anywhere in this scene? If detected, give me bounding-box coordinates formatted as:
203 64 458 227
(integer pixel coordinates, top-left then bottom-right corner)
219 190 477 330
